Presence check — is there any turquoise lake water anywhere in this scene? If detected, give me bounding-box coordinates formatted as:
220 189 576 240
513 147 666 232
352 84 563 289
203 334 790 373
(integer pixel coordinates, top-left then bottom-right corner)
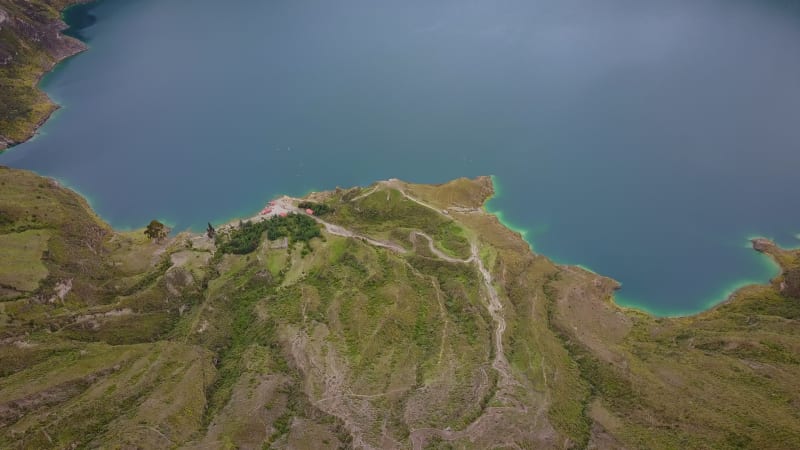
2 0 799 315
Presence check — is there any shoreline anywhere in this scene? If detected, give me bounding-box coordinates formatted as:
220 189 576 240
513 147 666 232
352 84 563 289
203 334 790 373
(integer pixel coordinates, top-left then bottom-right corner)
0 0 91 151
203 172 795 322
1 0 791 321
4 163 796 325
481 173 787 319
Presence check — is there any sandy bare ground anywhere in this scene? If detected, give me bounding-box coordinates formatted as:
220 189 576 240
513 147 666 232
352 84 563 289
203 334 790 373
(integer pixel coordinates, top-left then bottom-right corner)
218 196 297 233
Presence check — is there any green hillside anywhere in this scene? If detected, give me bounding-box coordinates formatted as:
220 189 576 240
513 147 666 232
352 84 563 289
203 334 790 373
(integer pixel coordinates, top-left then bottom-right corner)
0 0 84 149
0 166 798 449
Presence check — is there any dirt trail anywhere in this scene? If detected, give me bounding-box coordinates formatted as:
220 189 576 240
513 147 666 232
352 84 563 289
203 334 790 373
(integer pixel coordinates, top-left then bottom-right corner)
470 241 515 388
372 184 516 389
406 231 517 382
382 180 449 217
348 185 380 202
282 187 523 448
404 235 520 449
289 327 375 450
316 220 406 253
409 231 474 264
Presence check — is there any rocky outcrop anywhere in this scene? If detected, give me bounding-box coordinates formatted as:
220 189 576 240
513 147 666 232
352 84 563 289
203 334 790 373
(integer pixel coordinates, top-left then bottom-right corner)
0 1 86 65
751 237 775 253
752 237 800 299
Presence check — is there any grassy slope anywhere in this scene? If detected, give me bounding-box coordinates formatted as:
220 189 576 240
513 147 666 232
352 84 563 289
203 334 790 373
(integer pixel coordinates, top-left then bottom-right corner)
379 177 800 449
0 0 85 149
545 242 800 448
0 168 798 449
0 229 51 292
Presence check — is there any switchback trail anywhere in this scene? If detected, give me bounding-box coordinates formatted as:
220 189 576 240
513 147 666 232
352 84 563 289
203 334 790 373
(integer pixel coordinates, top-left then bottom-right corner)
287 189 522 448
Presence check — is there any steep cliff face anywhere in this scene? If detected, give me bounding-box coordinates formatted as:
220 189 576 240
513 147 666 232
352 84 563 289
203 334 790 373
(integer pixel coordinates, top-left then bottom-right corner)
0 168 798 449
0 0 85 149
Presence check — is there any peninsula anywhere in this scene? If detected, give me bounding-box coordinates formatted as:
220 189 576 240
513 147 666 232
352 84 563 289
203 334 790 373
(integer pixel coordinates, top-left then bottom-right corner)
0 1 799 448
0 167 798 448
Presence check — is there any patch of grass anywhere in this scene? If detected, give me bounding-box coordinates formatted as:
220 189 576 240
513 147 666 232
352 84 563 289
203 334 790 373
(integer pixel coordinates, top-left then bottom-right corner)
201 257 285 424
60 312 177 345
432 222 471 260
540 274 593 446
0 229 51 292
324 188 470 253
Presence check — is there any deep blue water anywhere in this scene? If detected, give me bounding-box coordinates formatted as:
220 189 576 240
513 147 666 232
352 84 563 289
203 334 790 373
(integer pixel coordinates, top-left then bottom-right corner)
2 0 799 315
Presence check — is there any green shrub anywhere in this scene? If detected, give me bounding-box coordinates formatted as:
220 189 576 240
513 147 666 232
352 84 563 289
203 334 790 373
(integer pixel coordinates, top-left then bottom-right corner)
217 214 321 254
298 201 334 216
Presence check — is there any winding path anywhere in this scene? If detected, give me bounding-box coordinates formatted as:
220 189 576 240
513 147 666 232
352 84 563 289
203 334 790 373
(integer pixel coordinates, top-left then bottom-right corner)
314 191 518 386
282 187 518 448
316 221 407 253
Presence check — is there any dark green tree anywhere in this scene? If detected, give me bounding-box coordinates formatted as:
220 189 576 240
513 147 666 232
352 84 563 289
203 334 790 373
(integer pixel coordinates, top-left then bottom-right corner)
144 220 168 242
298 201 334 216
206 222 216 239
